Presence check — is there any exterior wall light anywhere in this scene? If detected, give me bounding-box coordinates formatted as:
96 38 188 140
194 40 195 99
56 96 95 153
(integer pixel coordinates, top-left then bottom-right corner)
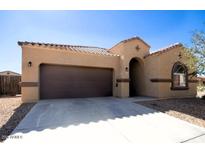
136 45 140 51
178 52 182 59
125 67 128 72
28 61 32 67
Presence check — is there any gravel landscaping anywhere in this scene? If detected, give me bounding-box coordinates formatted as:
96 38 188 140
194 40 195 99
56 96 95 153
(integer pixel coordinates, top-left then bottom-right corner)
0 96 36 142
137 98 205 128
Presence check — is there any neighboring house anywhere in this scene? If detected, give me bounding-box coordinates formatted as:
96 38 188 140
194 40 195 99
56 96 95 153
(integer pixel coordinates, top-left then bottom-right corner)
197 77 205 98
0 71 21 76
0 71 21 95
197 77 205 84
18 37 198 103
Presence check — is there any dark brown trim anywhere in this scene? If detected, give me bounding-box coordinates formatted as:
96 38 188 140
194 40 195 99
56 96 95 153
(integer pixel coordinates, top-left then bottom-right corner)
21 82 39 87
116 78 130 82
170 87 189 90
150 78 172 82
150 78 198 83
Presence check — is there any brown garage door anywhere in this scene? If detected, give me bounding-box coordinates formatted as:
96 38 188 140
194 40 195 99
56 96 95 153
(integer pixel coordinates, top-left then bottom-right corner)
40 64 113 99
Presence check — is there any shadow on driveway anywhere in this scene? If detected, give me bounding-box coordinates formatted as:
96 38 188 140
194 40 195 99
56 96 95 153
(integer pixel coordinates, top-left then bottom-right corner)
2 97 205 143
9 97 157 134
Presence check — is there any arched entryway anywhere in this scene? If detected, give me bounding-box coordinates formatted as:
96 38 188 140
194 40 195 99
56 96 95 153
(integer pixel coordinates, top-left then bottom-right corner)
129 58 144 97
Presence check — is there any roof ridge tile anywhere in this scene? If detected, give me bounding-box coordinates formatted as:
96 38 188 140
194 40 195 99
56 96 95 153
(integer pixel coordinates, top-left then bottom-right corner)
18 41 107 50
18 41 119 57
144 43 183 58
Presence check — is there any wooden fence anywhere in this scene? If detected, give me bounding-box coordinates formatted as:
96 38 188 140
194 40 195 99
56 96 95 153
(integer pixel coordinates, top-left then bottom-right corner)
0 75 21 96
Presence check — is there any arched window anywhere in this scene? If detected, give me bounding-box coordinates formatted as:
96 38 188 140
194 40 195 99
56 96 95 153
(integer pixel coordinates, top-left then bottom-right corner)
171 62 188 90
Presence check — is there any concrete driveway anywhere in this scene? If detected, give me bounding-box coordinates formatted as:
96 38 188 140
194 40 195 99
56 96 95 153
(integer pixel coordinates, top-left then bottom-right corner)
6 97 205 143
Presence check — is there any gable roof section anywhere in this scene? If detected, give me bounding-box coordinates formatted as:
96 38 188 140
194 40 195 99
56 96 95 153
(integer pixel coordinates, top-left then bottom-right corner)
120 36 151 47
144 43 183 58
18 41 119 57
109 36 151 51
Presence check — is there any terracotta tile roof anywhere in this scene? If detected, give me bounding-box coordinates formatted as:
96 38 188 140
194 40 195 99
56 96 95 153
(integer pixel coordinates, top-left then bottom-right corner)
120 36 151 47
109 36 150 51
18 41 119 57
144 43 183 58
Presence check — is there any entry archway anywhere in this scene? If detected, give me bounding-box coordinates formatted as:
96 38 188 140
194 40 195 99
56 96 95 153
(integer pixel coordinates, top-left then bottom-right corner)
129 58 144 97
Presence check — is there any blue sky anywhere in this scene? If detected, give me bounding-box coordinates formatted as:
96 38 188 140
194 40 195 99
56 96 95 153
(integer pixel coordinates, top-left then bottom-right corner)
0 10 205 73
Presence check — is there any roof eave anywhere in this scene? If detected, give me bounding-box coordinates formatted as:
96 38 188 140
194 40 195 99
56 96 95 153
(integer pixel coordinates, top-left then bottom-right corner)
17 41 120 57
144 43 183 58
109 36 151 51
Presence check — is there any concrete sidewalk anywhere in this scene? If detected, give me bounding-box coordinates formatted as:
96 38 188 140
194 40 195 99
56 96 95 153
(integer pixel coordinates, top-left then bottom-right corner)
5 97 205 144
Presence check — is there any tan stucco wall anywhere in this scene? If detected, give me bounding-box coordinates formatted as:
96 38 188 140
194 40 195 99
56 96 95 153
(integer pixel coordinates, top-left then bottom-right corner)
144 46 197 98
143 56 161 97
109 39 150 97
110 40 197 98
21 38 197 103
21 46 120 102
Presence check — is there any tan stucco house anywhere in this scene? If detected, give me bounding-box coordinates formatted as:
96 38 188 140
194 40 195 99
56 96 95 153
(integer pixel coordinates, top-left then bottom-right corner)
18 37 198 103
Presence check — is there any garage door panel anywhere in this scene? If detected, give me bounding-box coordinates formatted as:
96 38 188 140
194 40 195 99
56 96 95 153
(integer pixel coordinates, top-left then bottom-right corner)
40 64 113 99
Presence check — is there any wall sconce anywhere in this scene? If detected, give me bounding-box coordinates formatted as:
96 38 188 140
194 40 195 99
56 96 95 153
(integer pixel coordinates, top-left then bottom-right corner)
28 61 32 67
136 45 140 51
178 52 182 59
125 67 128 72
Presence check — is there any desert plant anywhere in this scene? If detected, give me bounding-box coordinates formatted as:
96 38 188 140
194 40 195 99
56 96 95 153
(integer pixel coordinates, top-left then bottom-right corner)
184 29 205 77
